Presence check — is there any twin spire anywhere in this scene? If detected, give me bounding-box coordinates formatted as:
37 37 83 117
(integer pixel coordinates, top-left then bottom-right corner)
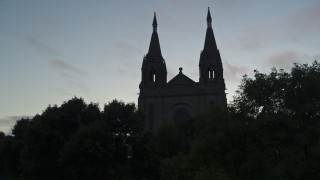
203 7 218 52
147 12 162 58
147 8 217 58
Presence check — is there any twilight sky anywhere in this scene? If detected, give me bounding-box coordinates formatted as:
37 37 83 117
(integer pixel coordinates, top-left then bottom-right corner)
1 0 320 133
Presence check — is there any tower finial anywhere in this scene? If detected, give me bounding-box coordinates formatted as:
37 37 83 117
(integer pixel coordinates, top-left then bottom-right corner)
147 12 162 57
207 7 212 28
152 12 158 32
202 7 217 52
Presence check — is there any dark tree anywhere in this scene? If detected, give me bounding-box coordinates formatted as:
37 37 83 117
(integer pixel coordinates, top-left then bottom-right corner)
232 60 320 119
160 61 320 180
59 121 116 179
18 97 101 179
59 100 144 179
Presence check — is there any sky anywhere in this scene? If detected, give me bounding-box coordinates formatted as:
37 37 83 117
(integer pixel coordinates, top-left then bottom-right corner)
1 0 320 134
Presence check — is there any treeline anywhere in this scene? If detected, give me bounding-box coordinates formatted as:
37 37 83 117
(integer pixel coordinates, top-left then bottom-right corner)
0 61 320 179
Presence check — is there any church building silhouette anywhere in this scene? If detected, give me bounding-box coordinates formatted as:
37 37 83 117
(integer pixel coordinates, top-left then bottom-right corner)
138 8 227 131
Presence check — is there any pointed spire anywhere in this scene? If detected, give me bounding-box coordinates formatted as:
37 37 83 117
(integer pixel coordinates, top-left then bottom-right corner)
147 12 162 57
207 7 212 28
203 7 217 52
152 12 158 32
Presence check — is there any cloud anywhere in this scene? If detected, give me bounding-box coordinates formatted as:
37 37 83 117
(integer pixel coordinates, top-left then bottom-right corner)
23 34 58 55
265 51 301 69
0 116 32 134
213 0 254 8
49 59 90 94
237 2 320 51
224 60 249 80
239 31 270 51
50 59 87 76
283 2 320 35
264 52 320 70
113 42 143 78
115 42 143 60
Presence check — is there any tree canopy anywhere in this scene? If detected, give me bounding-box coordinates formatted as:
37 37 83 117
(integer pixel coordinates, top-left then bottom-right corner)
0 61 319 179
160 61 320 179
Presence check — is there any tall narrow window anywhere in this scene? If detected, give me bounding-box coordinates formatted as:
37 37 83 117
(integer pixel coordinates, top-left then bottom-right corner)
208 67 214 79
153 71 156 82
149 104 154 130
149 70 156 82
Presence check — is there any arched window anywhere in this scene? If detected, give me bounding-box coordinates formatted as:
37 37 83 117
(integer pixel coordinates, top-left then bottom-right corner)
149 70 156 82
149 104 154 130
208 66 214 79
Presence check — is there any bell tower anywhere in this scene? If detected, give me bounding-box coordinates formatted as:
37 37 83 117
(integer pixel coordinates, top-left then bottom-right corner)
140 13 167 88
199 7 224 83
139 13 167 131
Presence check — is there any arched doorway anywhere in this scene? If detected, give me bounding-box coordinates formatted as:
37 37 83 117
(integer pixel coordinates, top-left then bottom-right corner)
173 108 191 124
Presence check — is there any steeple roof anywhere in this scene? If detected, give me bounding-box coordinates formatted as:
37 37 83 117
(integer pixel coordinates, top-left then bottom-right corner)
207 7 212 22
147 13 162 58
152 12 157 27
203 7 218 52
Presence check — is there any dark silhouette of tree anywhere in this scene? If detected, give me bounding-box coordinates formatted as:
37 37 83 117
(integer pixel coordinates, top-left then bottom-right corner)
59 120 117 179
59 99 144 179
18 97 101 179
1 61 319 179
141 118 195 179
0 134 21 179
12 118 32 139
160 61 320 180
232 60 320 119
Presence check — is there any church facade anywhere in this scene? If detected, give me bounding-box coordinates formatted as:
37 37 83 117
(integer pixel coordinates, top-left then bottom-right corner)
138 8 227 131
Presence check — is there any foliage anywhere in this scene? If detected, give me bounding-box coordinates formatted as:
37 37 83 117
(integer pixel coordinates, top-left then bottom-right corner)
17 98 100 179
0 61 319 179
59 121 118 179
160 61 320 179
60 100 144 179
0 98 145 179
232 60 320 119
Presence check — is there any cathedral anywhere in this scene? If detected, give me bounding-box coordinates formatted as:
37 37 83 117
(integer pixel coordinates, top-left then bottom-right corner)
138 8 227 131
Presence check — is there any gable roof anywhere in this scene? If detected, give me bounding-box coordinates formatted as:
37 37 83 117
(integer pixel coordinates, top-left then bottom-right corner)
167 71 195 86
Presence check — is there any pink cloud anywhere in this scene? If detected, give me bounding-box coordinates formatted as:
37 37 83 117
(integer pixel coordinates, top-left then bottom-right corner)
284 2 320 34
239 31 270 51
224 60 249 80
237 2 320 51
265 51 300 68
